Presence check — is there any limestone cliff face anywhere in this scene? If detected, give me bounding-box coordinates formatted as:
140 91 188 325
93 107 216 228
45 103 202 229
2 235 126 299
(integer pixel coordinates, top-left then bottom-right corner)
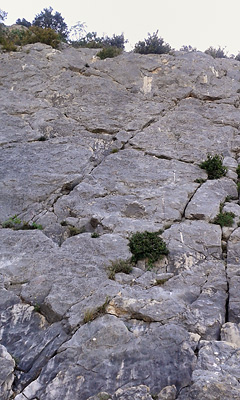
1 43 240 399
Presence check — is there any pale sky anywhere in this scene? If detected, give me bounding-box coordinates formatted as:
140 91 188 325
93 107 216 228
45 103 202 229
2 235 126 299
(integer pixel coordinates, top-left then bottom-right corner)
1 0 240 55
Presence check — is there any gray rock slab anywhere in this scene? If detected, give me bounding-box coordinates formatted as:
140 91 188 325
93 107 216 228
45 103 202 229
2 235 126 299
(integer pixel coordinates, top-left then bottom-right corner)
221 322 240 347
178 340 240 399
227 228 240 322
19 316 196 400
185 178 237 221
54 149 201 234
130 98 240 163
0 345 15 400
162 220 222 273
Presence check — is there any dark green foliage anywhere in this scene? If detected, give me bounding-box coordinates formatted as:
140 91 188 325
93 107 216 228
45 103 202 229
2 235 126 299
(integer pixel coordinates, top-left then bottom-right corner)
97 46 122 59
28 26 61 48
194 178 206 184
0 25 61 50
213 211 235 227
236 165 240 178
83 297 109 323
235 53 240 61
237 182 240 194
205 46 226 59
101 33 126 49
199 154 227 179
32 7 68 39
70 29 126 49
134 31 171 55
16 18 31 27
2 215 42 230
2 215 21 228
91 232 100 238
107 259 133 280
33 303 41 312
129 230 169 266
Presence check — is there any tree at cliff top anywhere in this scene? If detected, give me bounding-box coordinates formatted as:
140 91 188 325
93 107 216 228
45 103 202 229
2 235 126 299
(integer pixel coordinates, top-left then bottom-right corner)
32 7 68 39
134 31 171 54
0 9 7 21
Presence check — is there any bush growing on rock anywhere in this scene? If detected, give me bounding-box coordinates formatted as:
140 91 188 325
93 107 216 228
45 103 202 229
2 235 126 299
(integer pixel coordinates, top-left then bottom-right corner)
213 211 235 227
205 46 227 58
0 25 61 50
16 18 31 28
199 154 227 179
129 230 169 267
2 215 42 230
70 29 126 50
96 46 122 59
134 31 171 55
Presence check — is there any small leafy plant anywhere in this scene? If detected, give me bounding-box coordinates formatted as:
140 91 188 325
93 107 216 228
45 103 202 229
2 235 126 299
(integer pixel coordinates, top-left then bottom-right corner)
83 297 109 323
199 154 227 179
91 232 100 238
213 211 235 227
128 230 169 267
236 164 240 178
107 259 133 280
2 215 42 230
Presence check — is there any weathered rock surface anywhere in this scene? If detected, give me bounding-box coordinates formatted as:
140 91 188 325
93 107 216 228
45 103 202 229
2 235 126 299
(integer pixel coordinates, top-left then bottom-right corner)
1 43 240 399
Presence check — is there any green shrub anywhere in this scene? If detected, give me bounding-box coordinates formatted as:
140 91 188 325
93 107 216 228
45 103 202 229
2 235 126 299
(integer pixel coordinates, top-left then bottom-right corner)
2 215 21 228
213 211 235 227
205 46 227 59
96 46 122 59
199 154 227 179
91 232 100 238
236 165 240 178
107 259 133 280
26 26 61 48
2 215 42 230
134 31 171 55
237 182 240 194
0 25 61 50
128 230 169 267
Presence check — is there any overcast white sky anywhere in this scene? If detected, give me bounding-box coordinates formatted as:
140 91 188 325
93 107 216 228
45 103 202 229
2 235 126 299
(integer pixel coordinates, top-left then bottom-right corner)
1 0 240 55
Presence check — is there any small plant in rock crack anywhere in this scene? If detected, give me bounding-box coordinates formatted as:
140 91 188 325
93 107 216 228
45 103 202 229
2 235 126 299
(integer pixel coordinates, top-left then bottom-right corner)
68 225 85 236
213 211 235 227
83 297 110 323
194 178 206 184
236 164 240 178
199 154 227 179
111 148 119 154
2 215 21 228
128 230 169 268
107 259 133 280
33 303 41 312
91 232 100 238
2 215 42 230
237 182 240 195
